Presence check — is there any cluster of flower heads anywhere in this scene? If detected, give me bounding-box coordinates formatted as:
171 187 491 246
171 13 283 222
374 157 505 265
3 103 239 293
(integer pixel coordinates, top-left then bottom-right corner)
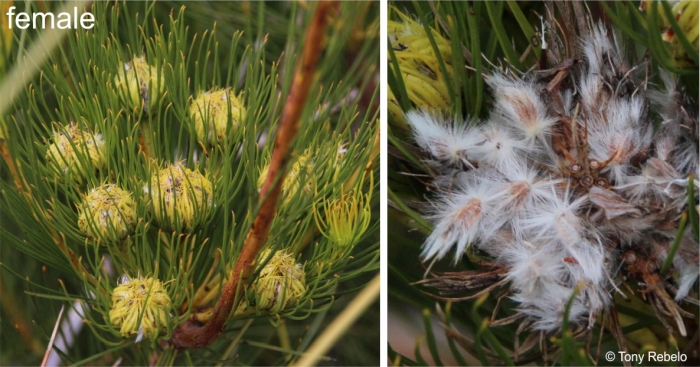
47 54 238 243
75 164 211 342
114 56 246 146
73 162 213 243
407 23 698 332
42 54 243 343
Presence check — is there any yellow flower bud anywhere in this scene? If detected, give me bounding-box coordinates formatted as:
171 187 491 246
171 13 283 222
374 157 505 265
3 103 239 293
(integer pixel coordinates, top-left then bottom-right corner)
318 191 371 250
146 162 213 232
257 151 314 203
642 0 699 67
109 274 171 343
114 56 165 112
190 88 246 145
664 0 698 64
45 123 107 183
389 6 453 115
243 249 306 315
77 184 136 243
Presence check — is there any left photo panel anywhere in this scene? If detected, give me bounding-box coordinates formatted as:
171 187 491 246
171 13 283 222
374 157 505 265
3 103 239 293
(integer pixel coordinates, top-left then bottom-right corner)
0 2 379 365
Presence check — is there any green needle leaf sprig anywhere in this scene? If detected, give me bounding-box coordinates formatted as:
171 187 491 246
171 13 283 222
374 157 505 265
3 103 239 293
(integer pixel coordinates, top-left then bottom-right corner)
0 1 379 365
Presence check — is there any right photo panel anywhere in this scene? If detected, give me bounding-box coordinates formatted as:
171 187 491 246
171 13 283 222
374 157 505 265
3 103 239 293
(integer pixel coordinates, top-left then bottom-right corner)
387 1 699 366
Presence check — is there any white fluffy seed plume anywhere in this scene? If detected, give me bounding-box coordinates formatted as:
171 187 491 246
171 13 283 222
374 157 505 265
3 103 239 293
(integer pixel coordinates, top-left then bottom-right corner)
406 21 699 333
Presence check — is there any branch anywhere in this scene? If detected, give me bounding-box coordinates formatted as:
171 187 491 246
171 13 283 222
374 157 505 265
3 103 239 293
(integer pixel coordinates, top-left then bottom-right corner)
170 1 335 349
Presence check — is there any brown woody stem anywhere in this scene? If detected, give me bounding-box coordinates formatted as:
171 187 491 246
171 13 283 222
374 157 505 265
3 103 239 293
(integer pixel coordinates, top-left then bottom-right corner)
169 1 334 349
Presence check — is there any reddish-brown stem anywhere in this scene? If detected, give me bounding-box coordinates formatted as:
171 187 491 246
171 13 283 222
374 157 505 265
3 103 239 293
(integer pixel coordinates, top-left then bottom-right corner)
169 1 334 349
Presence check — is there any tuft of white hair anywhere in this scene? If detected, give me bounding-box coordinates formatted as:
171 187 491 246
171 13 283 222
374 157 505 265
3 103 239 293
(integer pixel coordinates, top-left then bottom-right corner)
483 160 561 218
486 73 557 146
587 97 652 185
515 184 588 247
580 22 623 79
469 121 529 173
421 177 505 262
405 109 482 170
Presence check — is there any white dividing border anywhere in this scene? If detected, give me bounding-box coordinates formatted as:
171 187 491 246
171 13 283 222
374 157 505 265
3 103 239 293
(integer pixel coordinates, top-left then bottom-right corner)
379 0 389 365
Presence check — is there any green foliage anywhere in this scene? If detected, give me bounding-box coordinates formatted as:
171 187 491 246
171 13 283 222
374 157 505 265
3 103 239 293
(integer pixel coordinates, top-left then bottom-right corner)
388 1 698 366
1 1 378 365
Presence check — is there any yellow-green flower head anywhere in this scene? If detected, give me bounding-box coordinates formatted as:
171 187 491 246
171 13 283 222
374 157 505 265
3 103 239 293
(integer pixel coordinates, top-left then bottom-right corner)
77 184 136 243
642 0 699 66
257 151 314 203
109 274 171 343
249 249 306 314
114 56 165 112
388 6 454 120
146 162 213 232
663 0 698 64
319 191 371 249
45 123 107 183
190 88 246 145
